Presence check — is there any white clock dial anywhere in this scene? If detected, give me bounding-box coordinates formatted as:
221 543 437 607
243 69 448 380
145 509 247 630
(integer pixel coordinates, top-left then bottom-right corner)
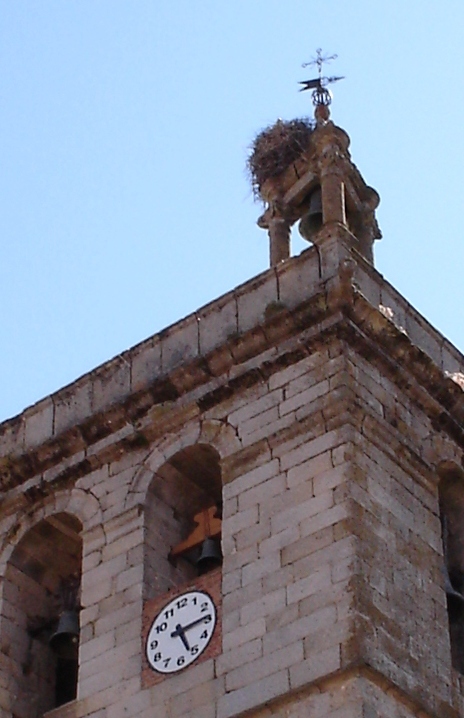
146 590 217 674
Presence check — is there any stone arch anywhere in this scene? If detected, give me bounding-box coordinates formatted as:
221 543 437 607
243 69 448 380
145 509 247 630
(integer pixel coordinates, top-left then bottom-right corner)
143 442 223 600
0 510 83 716
126 418 241 510
0 488 102 569
422 432 464 476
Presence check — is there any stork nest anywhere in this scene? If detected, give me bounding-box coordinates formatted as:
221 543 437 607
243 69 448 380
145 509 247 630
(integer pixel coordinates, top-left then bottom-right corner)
247 118 315 199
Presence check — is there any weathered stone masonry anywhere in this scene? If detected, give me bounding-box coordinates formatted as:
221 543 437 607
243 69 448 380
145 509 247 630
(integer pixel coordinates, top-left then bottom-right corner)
1 214 464 717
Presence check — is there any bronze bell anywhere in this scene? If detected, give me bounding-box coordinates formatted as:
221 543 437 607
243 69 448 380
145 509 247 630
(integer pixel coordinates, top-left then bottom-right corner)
444 568 464 599
196 537 222 575
49 610 80 660
299 186 323 242
443 566 464 621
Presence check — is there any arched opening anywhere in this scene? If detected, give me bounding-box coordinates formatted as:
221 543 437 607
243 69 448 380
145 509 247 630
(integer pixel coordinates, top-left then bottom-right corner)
438 462 464 674
1 512 82 716
144 444 222 600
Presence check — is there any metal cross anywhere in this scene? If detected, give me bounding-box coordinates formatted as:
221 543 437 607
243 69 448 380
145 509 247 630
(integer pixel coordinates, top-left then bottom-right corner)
299 49 344 107
302 48 338 80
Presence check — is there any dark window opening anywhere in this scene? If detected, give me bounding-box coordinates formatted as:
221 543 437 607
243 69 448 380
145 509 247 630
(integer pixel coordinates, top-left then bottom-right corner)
439 463 464 674
55 657 78 707
3 513 82 716
144 444 222 600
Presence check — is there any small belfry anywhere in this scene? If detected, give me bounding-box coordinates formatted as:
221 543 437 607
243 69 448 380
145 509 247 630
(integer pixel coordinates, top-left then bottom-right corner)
250 50 381 266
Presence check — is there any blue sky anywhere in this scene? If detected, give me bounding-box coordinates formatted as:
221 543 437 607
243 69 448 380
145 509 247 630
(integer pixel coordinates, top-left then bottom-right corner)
1 1 463 422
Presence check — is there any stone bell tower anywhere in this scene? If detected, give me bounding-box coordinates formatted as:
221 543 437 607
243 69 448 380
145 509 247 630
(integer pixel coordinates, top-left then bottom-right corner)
253 80 381 267
1 63 464 718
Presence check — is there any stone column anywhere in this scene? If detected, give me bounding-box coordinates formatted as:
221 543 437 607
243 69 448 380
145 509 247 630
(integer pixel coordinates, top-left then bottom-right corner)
268 216 291 266
319 145 347 227
257 206 291 267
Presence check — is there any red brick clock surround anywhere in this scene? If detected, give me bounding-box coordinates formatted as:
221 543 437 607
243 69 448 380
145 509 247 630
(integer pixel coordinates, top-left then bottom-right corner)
141 568 222 688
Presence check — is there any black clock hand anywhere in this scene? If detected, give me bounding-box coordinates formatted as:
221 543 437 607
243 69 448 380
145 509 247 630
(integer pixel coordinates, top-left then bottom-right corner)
182 614 211 633
170 623 190 651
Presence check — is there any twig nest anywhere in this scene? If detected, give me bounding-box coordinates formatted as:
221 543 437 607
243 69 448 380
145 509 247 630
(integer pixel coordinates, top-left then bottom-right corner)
247 118 314 200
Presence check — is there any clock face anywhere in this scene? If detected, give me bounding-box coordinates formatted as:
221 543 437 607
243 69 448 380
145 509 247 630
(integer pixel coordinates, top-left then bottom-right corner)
146 590 217 674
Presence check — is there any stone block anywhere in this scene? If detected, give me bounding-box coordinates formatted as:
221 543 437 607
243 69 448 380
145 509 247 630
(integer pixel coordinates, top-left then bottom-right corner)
354 262 382 306
221 568 241 596
160 314 199 373
236 271 279 334
222 505 259 538
94 601 141 638
81 575 113 607
271 490 333 535
92 356 131 414
242 411 297 447
222 607 240 634
259 524 300 557
83 552 127 592
442 344 464 375
405 311 443 367
239 587 286 626
228 388 283 426
218 668 289 718
116 564 143 593
234 518 271 552
222 617 266 651
101 527 144 562
53 376 93 435
268 356 313 391
279 379 329 416
109 689 152 718
261 565 296 595
165 658 215 700
289 645 341 690
238 406 280 440
286 451 333 489
23 397 54 449
292 537 355 583
277 428 339 469
0 415 24 458
222 578 264 614
224 544 258 572
198 291 238 356
80 631 115 663
287 564 332 605
238 474 286 512
277 247 320 311
225 641 303 692
169 680 220 718
282 525 334 566
216 637 262 676
130 336 161 392
241 552 281 586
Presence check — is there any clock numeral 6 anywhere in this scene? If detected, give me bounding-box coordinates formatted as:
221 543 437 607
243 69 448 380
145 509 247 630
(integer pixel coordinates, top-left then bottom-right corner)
177 656 185 667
